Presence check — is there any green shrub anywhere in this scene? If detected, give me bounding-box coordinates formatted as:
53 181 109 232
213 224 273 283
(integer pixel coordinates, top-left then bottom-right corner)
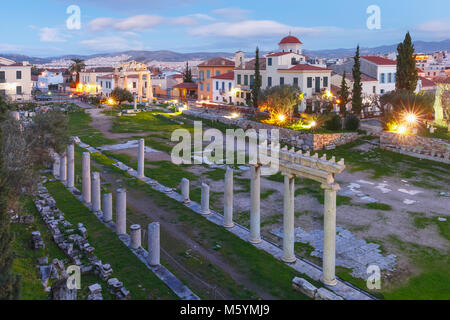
344 114 360 131
324 113 342 131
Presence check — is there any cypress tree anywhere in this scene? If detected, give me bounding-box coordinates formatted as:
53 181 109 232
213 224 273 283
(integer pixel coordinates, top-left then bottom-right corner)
183 62 193 83
337 71 350 115
396 32 418 92
251 47 262 108
352 45 363 115
0 96 21 300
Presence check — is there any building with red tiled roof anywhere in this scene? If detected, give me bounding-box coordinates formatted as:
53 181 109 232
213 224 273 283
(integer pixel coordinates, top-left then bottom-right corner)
361 56 398 95
197 57 235 100
212 71 236 104
361 56 397 66
0 57 32 101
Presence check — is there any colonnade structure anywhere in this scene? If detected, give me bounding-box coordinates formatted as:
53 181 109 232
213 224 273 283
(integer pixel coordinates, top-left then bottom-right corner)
114 61 153 104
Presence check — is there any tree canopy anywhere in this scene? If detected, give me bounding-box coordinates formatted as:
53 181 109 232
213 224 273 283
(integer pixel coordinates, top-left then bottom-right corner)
111 88 134 105
260 85 302 116
351 45 363 115
251 47 262 109
337 71 350 115
69 59 86 84
396 32 418 92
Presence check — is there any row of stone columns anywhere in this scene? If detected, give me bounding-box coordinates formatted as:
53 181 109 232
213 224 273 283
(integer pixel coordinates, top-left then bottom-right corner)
55 145 161 267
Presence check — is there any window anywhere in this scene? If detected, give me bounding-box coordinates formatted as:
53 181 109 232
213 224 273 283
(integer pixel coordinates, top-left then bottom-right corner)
200 83 204 91
216 70 220 76
280 77 284 85
268 77 272 87
228 82 232 92
16 71 22 80
293 77 298 87
16 86 22 94
307 77 312 88
0 71 4 83
380 73 385 83
323 76 328 87
244 75 248 86
250 75 254 86
373 86 376 94
0 89 6 96
268 58 272 66
388 73 392 83
216 81 219 90
237 74 241 85
393 73 396 82
206 83 210 91
206 70 210 79
133 82 137 89
221 82 225 91
380 89 385 94
199 71 204 81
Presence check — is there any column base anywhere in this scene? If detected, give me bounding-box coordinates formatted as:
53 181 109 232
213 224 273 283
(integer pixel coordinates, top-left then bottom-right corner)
321 276 338 286
223 223 235 229
249 237 262 244
200 210 210 215
183 199 191 204
282 256 297 264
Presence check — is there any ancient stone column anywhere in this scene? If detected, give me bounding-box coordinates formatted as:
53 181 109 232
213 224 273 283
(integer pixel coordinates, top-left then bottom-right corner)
59 154 67 184
250 166 262 244
67 144 75 189
138 73 143 102
91 172 101 212
130 224 141 249
146 73 152 103
102 193 113 222
137 139 145 179
282 174 296 263
82 152 91 204
223 167 234 228
181 178 190 203
53 156 60 177
116 188 127 235
201 183 210 215
321 183 340 286
147 222 160 266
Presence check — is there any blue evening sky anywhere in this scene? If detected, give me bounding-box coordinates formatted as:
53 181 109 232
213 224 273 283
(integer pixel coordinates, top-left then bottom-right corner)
0 0 449 56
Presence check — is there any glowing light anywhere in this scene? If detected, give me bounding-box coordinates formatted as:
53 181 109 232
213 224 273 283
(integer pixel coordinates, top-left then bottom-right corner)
405 113 417 125
277 114 286 123
397 125 407 135
310 121 317 128
324 90 333 99
107 98 115 105
336 99 341 104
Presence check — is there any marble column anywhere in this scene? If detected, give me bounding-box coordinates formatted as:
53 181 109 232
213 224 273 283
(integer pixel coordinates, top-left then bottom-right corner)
321 183 340 286
67 144 75 189
102 193 113 222
201 183 210 215
146 73 152 103
53 156 60 177
181 178 190 203
123 75 128 90
282 174 296 263
82 152 91 204
223 167 234 228
148 222 160 266
130 224 141 249
116 188 127 235
250 166 262 244
59 154 67 184
138 73 143 102
137 139 145 179
91 172 101 212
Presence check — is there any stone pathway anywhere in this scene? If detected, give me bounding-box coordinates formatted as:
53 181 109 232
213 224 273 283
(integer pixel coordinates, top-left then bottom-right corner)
75 137 375 300
270 227 397 279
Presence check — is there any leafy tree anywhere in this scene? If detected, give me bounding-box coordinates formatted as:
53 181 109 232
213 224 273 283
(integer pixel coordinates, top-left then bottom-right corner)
352 45 363 115
69 59 86 84
0 96 21 300
183 62 193 83
260 85 302 116
337 71 350 115
110 88 133 105
324 113 342 131
380 89 435 114
396 32 418 92
251 47 262 109
344 114 360 131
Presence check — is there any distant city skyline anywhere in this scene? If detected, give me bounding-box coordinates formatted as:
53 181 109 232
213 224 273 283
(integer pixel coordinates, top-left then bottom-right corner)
1 0 449 57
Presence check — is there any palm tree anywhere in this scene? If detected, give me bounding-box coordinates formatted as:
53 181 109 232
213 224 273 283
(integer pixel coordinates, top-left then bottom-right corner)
69 59 86 84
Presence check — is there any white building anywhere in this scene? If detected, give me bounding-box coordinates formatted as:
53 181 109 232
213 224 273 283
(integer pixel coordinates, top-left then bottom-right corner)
212 71 235 104
0 57 32 101
331 72 379 98
96 74 115 96
360 56 397 95
37 69 64 91
234 35 332 107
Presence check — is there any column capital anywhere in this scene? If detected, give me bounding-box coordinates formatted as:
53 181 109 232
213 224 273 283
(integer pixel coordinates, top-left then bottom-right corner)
321 183 340 191
281 172 295 179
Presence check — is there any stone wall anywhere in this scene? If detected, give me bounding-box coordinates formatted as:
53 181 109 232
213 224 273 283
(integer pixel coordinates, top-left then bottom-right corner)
183 109 359 150
380 131 450 163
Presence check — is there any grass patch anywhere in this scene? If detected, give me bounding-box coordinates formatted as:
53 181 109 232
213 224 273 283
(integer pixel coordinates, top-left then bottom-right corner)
261 189 277 199
68 111 117 147
364 203 392 211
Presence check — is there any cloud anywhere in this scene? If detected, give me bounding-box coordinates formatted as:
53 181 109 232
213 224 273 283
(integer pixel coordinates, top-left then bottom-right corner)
80 36 147 52
212 8 250 21
54 0 199 12
39 28 67 42
88 13 212 32
189 20 324 38
415 19 450 33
